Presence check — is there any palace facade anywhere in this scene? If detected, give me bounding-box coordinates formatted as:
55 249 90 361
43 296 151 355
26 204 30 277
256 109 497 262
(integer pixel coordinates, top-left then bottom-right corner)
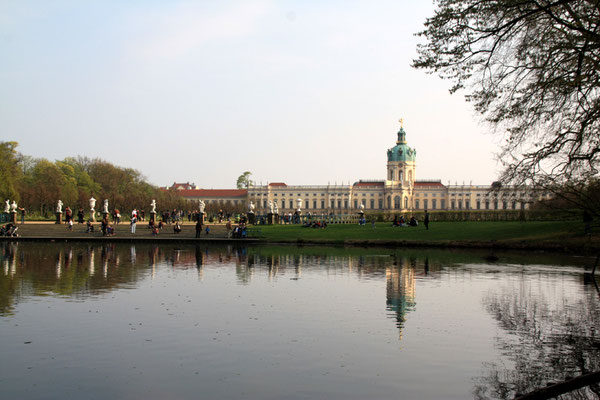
174 124 551 213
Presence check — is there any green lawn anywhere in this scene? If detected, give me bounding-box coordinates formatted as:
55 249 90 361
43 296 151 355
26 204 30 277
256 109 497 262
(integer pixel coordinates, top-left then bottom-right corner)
257 221 587 244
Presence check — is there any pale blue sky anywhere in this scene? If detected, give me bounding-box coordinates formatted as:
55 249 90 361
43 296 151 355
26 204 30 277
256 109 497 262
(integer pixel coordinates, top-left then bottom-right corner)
1 0 501 187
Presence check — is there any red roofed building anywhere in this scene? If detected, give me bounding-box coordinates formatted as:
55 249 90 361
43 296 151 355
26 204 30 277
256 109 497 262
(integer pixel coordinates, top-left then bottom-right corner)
176 189 248 209
170 182 198 190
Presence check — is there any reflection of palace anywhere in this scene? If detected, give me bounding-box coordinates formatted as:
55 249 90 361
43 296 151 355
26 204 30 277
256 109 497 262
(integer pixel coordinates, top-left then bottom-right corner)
2 243 435 343
171 121 552 213
2 242 422 341
386 258 417 340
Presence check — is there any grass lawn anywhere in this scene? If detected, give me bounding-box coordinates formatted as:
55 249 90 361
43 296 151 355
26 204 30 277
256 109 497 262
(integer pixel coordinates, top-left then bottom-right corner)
257 221 588 244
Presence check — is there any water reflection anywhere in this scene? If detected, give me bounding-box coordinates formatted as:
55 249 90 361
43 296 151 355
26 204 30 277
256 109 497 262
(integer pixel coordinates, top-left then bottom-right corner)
0 242 431 330
475 271 600 399
386 256 417 339
2 242 599 399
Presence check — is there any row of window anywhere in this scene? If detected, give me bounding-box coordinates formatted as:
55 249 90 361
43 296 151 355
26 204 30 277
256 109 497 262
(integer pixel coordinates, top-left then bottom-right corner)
255 192 382 198
192 197 529 211
249 198 529 211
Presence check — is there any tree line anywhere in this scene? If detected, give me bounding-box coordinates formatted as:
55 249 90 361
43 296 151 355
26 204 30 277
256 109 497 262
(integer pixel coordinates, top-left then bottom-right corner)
0 141 186 217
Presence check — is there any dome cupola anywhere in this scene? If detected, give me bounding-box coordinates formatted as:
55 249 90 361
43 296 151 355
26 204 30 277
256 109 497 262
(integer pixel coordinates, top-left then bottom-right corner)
387 126 416 162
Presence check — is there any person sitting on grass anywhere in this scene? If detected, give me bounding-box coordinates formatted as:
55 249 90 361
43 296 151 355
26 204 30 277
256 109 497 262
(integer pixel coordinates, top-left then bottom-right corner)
106 224 114 236
409 216 418 227
173 221 182 234
152 225 159 236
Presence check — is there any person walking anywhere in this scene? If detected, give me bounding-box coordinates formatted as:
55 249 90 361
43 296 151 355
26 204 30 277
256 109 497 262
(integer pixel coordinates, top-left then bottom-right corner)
424 210 430 230
18 207 26 224
195 219 202 238
130 215 137 234
226 219 232 238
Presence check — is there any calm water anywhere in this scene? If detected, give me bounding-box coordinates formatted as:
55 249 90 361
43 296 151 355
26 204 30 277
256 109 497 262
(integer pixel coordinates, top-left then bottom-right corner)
1 242 599 400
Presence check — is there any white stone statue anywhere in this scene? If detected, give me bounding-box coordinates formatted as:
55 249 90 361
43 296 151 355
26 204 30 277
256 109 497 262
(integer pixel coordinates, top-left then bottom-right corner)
4 199 9 213
359 203 365 212
102 199 109 214
56 200 63 214
248 201 255 213
268 200 274 214
150 199 156 213
296 198 302 212
10 200 17 213
89 197 96 211
199 200 206 214
273 201 279 214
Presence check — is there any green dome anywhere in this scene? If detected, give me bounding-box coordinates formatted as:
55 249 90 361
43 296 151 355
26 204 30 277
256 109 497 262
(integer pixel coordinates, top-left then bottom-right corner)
387 127 416 162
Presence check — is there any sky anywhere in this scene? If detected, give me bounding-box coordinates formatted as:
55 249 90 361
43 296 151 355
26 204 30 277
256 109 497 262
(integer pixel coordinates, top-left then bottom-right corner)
0 0 503 188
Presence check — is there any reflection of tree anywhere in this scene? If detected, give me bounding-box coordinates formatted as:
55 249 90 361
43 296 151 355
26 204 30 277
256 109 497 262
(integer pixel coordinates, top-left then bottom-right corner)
0 242 155 315
386 256 417 340
475 280 600 399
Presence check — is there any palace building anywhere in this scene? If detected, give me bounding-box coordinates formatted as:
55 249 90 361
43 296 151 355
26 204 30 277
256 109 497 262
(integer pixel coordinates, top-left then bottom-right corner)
174 122 550 213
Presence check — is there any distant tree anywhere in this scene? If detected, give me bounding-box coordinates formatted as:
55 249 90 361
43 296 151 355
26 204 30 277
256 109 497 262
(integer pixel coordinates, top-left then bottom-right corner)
23 159 69 215
0 141 22 202
236 171 253 189
413 0 600 186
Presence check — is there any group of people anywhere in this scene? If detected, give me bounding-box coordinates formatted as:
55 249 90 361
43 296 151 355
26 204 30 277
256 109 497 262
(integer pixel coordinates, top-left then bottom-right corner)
281 212 305 225
391 211 430 229
1 223 18 236
226 220 247 238
392 215 419 227
302 220 328 228
100 216 115 236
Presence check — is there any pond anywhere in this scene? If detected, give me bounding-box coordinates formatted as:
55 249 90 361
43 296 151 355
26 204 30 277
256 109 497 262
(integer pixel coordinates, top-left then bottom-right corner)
1 242 599 399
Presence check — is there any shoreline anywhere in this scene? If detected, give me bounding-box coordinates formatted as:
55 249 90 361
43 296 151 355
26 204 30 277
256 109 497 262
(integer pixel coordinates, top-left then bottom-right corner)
3 222 598 255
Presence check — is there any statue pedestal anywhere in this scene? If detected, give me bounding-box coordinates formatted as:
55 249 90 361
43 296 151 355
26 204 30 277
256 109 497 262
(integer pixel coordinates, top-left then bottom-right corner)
150 212 156 224
10 212 17 224
267 213 273 225
90 210 96 222
248 212 255 225
56 212 63 224
358 211 365 225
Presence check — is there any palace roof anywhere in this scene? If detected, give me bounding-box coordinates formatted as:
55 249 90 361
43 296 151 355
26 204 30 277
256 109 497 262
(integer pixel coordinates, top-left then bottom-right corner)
353 181 385 187
175 189 248 198
414 181 445 188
